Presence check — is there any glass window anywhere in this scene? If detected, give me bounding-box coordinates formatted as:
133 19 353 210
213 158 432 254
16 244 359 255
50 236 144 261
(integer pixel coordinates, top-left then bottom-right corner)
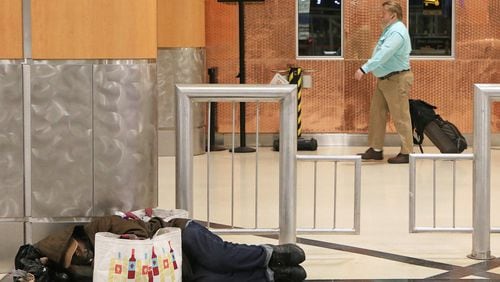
297 0 343 58
408 0 454 57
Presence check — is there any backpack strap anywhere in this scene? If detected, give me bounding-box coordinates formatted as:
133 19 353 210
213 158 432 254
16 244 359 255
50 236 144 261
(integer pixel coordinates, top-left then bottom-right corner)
413 131 425 153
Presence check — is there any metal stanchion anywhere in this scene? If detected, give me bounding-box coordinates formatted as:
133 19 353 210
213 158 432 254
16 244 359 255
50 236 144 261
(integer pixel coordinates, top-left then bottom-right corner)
217 0 265 153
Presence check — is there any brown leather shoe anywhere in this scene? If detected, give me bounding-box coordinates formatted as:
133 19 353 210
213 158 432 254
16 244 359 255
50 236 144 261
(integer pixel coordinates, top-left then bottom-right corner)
387 153 409 164
358 148 383 160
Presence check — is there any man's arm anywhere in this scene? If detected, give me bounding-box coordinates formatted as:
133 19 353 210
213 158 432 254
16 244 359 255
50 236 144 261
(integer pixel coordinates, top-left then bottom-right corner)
84 216 149 247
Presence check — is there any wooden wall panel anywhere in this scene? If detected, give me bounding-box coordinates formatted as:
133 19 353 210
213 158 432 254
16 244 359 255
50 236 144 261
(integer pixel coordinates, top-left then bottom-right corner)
31 0 156 59
0 0 23 59
158 0 205 48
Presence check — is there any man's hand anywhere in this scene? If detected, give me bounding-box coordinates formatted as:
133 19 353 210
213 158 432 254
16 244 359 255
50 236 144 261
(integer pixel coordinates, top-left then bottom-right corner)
354 69 364 81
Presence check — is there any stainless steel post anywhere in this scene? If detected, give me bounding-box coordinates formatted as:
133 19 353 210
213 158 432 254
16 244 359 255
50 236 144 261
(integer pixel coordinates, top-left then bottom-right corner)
353 157 361 234
279 88 297 244
176 90 193 217
313 162 318 229
433 160 437 228
255 103 260 228
470 84 500 260
333 162 338 229
409 154 416 233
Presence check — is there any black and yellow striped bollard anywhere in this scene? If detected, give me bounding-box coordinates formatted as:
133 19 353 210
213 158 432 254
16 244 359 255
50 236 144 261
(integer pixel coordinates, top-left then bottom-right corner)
273 67 317 151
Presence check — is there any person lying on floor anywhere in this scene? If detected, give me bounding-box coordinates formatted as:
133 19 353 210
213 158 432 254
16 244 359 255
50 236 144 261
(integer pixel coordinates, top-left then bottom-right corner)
15 215 306 282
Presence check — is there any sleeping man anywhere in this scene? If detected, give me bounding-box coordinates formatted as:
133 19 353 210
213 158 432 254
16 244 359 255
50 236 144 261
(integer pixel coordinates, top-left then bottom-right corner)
15 215 306 282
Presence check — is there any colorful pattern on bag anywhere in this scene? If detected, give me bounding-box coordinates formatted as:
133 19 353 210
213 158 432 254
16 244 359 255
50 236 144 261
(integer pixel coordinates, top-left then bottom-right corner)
107 245 178 281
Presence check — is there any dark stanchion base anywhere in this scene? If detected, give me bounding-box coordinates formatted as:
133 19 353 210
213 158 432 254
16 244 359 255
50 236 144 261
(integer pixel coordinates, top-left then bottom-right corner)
229 146 256 153
206 145 227 152
272 139 280 151
298 137 318 151
273 137 318 151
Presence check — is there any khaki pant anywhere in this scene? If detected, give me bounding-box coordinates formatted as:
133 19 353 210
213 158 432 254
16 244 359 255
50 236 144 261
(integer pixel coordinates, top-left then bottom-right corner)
368 71 414 154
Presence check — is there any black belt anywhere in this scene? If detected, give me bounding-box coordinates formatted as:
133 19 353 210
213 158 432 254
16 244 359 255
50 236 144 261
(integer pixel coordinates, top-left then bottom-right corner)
379 69 410 80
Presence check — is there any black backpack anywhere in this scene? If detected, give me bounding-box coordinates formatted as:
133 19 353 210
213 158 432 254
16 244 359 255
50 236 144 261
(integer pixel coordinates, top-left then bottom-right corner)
14 244 72 282
409 99 467 153
409 99 438 152
425 116 468 153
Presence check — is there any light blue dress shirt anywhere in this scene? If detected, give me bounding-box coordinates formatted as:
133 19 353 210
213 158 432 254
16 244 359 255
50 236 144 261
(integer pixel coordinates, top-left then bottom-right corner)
361 21 412 78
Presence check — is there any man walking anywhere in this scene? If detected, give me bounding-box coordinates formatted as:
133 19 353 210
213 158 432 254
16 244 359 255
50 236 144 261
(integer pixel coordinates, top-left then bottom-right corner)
355 1 414 164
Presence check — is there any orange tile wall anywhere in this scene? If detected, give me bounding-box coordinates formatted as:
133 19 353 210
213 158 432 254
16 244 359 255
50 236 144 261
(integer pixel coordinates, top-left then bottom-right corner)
206 0 500 134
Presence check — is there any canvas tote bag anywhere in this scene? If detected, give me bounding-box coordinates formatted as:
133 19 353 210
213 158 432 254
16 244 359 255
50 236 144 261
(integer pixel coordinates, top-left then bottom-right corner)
93 227 182 282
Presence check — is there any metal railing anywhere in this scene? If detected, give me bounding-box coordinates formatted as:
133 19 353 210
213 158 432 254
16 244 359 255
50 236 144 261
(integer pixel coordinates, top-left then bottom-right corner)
175 84 297 244
409 153 474 233
204 101 274 235
409 84 500 260
296 155 361 234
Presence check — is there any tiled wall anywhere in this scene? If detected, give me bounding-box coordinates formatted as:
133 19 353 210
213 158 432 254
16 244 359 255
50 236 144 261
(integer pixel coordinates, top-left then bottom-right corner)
206 0 500 134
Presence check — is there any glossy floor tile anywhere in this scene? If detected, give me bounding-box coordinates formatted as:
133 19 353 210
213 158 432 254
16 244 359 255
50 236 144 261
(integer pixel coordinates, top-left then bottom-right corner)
158 145 500 280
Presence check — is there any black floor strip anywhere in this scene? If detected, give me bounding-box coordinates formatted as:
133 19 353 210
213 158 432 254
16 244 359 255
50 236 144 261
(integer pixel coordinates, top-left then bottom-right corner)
296 237 458 271
426 257 500 279
260 234 458 271
259 234 500 280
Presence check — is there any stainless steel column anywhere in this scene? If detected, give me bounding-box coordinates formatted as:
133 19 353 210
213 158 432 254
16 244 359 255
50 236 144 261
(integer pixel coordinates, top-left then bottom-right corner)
157 48 205 156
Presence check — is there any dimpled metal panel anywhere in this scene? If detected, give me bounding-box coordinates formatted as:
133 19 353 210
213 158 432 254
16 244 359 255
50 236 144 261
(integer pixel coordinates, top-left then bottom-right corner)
157 48 206 129
157 48 206 156
0 222 23 272
31 64 93 217
0 63 23 218
207 0 500 134
93 63 157 215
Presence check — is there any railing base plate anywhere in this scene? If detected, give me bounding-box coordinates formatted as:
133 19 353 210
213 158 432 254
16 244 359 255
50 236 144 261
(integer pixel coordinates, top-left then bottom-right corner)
467 253 495 260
